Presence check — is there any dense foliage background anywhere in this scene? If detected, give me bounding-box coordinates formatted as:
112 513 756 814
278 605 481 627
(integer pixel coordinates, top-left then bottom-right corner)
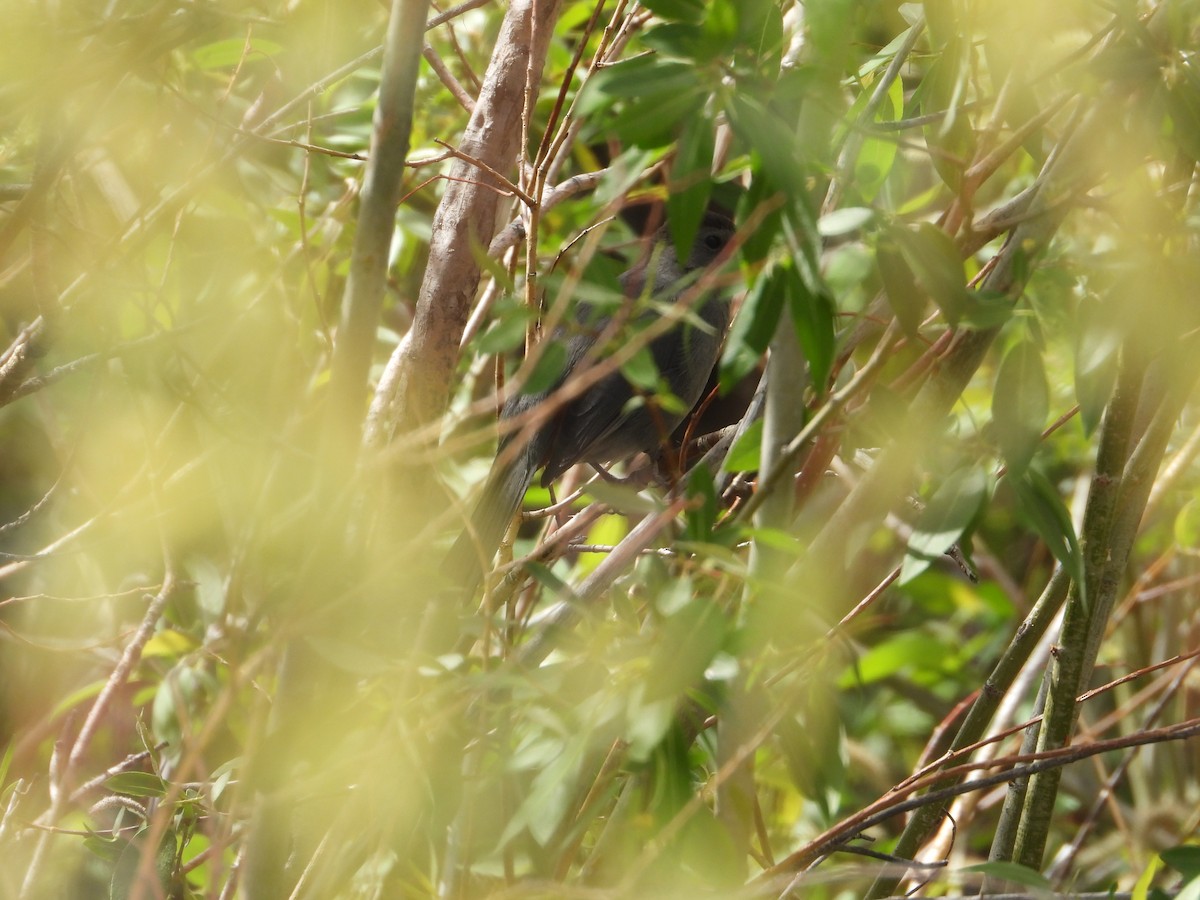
2 0 1200 897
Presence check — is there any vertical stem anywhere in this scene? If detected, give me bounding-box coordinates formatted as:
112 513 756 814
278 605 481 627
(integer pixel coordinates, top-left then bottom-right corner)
326 0 432 447
719 311 808 870
1012 351 1195 868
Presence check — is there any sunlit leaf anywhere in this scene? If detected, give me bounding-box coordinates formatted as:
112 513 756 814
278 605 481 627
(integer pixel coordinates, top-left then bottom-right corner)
723 418 764 472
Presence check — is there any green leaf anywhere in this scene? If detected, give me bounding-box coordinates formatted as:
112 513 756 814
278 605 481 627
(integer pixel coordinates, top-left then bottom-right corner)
718 265 785 392
668 115 715 261
1162 846 1200 882
106 772 169 798
900 467 988 584
783 261 836 394
890 222 969 324
477 309 531 355
855 75 903 201
726 94 804 197
817 206 874 237
1133 853 1165 900
610 89 706 147
620 345 661 391
702 0 739 53
962 860 1052 889
722 419 764 472
685 464 718 541
109 827 177 900
581 57 705 147
0 741 12 792
584 478 660 516
875 238 925 336
1074 299 1120 435
737 168 786 264
584 57 696 103
919 35 976 190
641 23 706 58
734 0 784 72
992 339 1049 474
1010 468 1084 591
640 0 705 23
192 38 282 70
842 632 949 685
1174 498 1200 548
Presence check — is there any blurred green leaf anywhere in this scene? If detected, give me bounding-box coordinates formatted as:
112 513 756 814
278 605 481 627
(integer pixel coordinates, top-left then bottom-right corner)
478 309 531 355
844 632 949 685
855 76 903 201
1162 846 1200 882
685 464 718 541
783 259 836 394
1074 298 1121 435
524 340 569 394
1174 498 1200 549
890 222 969 324
737 168 786 264
192 38 281 70
962 860 1052 889
817 206 874 237
726 94 804 196
900 466 987 584
876 237 925 336
642 23 707 58
702 0 739 54
992 338 1049 473
640 0 705 22
621 344 661 391
668 115 715 260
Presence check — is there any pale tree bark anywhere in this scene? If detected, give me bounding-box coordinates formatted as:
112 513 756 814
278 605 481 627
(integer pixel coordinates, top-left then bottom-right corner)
365 0 565 450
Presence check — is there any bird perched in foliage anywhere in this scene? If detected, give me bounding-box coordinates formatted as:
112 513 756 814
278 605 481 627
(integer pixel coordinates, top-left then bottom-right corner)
450 209 737 593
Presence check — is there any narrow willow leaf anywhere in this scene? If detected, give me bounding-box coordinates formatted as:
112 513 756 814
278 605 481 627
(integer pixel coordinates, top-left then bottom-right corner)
875 238 925 336
891 222 968 324
719 265 785 392
855 75 903 201
1074 300 1121 435
783 261 836 393
1010 468 1084 592
685 463 718 541
993 339 1049 474
961 861 1053 890
667 115 715 260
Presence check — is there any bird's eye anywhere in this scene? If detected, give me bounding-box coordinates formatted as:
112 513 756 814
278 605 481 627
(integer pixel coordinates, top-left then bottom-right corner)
703 232 724 251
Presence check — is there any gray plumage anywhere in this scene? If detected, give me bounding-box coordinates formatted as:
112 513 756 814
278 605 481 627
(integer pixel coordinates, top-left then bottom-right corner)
450 211 736 593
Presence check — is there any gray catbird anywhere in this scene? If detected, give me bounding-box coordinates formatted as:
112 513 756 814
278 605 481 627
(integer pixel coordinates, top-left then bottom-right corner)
450 210 737 591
